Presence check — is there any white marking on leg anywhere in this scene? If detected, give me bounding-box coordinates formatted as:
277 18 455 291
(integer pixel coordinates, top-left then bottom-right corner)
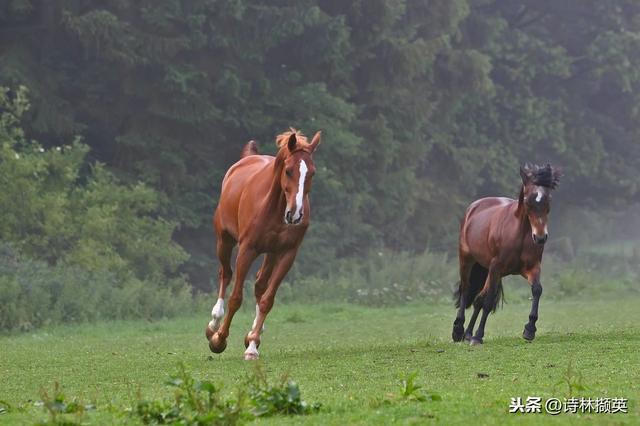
211 298 225 318
293 160 308 221
209 298 225 331
251 304 264 333
244 340 259 360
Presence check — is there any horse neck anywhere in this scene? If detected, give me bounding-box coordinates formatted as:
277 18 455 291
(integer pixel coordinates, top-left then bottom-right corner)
264 151 287 211
515 186 532 235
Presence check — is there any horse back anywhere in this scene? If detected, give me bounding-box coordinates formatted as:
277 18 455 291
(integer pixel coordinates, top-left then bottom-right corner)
215 155 274 239
460 197 518 267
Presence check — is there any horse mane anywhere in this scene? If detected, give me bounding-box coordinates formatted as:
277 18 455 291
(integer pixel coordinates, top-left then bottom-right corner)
275 128 312 153
522 163 561 189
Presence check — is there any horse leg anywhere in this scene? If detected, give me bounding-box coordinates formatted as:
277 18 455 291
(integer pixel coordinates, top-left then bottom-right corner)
470 261 501 345
249 254 276 336
453 256 473 342
209 245 258 354
523 267 542 341
464 305 481 342
206 233 234 339
244 250 296 360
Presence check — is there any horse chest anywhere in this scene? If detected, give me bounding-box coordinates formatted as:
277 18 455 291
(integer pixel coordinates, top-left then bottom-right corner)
500 239 542 275
253 225 306 252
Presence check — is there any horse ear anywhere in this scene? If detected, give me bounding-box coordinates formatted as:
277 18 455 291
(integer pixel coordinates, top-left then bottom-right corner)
287 133 297 153
309 131 321 152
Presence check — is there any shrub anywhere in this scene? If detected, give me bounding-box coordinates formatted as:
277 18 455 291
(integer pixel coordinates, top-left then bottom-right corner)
0 243 194 332
0 86 192 332
279 250 456 306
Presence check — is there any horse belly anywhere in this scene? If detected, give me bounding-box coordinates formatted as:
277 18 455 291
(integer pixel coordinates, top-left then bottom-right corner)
461 213 495 269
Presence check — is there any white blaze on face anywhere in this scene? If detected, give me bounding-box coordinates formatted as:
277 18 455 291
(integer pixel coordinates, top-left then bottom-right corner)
535 189 543 203
293 160 308 222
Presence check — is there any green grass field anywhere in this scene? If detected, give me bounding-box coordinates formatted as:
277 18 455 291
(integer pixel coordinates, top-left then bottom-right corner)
1 297 638 425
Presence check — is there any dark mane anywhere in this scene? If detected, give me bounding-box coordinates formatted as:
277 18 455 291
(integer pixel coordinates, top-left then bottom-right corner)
522 163 561 189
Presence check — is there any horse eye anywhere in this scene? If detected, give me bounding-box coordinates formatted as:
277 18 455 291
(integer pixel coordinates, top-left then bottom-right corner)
285 169 293 177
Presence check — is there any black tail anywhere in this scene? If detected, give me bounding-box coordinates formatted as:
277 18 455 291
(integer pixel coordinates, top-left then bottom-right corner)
454 263 504 312
240 140 259 158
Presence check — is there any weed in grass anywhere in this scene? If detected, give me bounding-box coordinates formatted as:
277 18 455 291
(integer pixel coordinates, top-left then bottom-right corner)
134 362 244 425
399 372 426 402
398 372 441 403
247 363 321 417
34 382 94 425
555 361 588 397
377 372 442 406
132 363 320 424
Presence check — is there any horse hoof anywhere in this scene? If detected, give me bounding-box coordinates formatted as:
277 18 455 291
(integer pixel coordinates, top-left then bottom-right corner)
244 340 259 360
523 327 536 341
464 332 473 342
470 337 483 346
243 351 259 361
452 325 464 342
208 333 227 353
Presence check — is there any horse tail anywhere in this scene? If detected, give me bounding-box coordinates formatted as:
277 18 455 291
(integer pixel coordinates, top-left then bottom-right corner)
241 140 259 158
492 278 504 313
454 263 488 309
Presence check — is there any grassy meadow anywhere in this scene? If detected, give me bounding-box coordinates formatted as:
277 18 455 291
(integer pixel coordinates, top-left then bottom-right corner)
0 296 638 425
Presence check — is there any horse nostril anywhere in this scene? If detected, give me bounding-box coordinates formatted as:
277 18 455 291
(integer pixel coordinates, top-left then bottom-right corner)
533 234 548 245
285 211 293 223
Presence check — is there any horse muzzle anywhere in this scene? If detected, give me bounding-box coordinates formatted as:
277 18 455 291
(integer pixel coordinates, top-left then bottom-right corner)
284 210 303 225
532 233 548 245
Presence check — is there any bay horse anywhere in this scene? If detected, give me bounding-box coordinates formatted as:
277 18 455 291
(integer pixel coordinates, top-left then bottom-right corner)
452 163 561 345
205 128 320 360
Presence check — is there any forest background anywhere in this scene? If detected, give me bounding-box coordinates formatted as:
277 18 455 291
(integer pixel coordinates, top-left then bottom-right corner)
1 0 639 331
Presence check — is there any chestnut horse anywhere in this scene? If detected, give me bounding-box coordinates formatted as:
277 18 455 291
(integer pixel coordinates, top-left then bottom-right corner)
205 129 320 360
452 163 561 345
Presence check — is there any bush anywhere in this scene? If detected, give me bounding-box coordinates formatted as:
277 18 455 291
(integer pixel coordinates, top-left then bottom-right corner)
0 87 193 332
0 244 194 332
278 244 639 307
279 250 456 306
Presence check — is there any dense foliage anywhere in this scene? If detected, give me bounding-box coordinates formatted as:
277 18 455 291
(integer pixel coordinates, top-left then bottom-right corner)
1 1 639 291
0 86 192 331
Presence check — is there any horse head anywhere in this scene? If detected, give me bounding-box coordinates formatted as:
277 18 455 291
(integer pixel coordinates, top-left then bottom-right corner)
518 163 561 245
275 129 321 225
